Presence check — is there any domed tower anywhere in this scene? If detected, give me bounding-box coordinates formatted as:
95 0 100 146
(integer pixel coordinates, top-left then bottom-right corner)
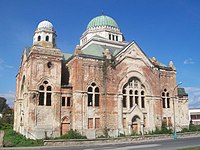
33 20 56 48
80 15 125 46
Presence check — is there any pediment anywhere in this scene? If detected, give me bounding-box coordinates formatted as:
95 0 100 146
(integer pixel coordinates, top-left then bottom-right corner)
127 104 143 119
115 41 153 68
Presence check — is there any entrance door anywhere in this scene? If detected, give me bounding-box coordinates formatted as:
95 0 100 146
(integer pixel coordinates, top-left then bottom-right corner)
131 115 140 134
61 123 70 135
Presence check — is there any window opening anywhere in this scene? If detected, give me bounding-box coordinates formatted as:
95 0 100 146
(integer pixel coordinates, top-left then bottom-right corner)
46 35 49 41
67 97 71 107
38 35 41 41
162 89 170 108
38 81 52 106
122 78 146 109
62 97 65 106
87 83 100 107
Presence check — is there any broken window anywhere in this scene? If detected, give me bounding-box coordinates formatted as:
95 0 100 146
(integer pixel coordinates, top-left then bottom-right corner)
87 82 100 107
62 97 65 106
162 89 170 109
38 81 52 106
67 97 71 107
141 91 145 108
122 77 146 109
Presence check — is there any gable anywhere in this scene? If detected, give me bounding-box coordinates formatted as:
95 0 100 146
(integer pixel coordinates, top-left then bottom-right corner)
114 41 153 68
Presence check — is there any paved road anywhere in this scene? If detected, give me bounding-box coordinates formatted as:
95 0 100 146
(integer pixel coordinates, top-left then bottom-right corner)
2 136 200 150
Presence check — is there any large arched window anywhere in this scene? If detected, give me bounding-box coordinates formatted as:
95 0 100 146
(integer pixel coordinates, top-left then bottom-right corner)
39 81 52 106
87 82 100 107
162 89 170 108
122 77 146 109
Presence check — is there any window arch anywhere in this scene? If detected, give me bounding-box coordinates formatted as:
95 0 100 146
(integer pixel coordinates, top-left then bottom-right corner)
162 89 170 108
45 35 49 41
122 77 146 109
87 82 100 107
37 35 41 41
39 80 52 106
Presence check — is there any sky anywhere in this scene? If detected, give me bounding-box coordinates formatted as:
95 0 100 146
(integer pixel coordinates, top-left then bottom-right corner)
0 0 200 108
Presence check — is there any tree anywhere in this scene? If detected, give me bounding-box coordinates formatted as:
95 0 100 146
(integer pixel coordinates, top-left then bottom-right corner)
0 97 13 130
0 97 9 114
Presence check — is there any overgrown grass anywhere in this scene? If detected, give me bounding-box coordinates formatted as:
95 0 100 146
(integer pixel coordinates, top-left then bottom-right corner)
55 129 87 140
3 129 43 147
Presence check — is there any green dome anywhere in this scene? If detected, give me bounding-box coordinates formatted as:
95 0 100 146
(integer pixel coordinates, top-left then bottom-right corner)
87 15 119 29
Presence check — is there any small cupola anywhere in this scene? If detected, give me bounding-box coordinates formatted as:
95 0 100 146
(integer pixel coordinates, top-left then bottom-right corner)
33 20 56 48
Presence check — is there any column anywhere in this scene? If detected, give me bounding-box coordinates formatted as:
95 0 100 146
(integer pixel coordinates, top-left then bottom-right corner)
118 94 123 132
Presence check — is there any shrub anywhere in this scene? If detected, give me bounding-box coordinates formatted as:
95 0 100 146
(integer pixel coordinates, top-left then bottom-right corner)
3 129 43 147
149 126 172 135
56 130 87 139
189 124 200 132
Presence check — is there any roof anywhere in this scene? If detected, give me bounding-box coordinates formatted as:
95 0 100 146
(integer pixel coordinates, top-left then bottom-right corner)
62 53 73 61
178 88 188 96
82 43 123 57
87 15 119 30
37 20 53 29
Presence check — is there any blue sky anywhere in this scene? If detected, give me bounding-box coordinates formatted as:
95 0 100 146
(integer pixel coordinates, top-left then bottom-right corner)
0 0 200 108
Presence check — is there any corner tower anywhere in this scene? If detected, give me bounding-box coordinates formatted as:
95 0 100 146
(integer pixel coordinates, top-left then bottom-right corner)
14 20 63 139
33 20 56 48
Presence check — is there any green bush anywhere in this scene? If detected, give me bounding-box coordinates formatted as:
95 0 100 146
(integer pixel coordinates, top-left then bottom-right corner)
56 129 87 139
3 129 43 147
149 126 172 135
189 124 200 132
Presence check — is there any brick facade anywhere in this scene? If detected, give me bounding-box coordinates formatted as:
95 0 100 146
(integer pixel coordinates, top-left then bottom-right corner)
14 17 189 139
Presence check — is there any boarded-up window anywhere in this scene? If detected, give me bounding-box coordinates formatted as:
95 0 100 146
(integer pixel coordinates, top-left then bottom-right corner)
162 117 167 126
168 117 172 126
95 118 100 129
88 118 93 129
123 118 126 128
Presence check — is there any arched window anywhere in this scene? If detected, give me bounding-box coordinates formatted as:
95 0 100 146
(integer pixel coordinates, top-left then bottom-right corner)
38 81 52 106
141 91 145 108
162 89 170 108
20 76 25 97
122 77 146 109
87 82 100 107
46 35 49 41
38 35 41 41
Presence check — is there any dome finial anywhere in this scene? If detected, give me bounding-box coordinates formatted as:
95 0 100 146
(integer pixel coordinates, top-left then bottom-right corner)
101 10 105 16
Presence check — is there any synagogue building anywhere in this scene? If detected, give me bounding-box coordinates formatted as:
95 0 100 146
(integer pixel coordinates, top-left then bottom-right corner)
14 14 189 139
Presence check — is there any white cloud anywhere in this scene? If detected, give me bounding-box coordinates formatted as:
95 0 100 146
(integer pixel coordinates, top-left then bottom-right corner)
183 58 195 65
185 87 200 108
0 58 13 71
0 91 15 107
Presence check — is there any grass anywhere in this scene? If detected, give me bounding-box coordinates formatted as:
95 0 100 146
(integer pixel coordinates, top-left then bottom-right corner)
55 129 87 140
3 129 43 147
